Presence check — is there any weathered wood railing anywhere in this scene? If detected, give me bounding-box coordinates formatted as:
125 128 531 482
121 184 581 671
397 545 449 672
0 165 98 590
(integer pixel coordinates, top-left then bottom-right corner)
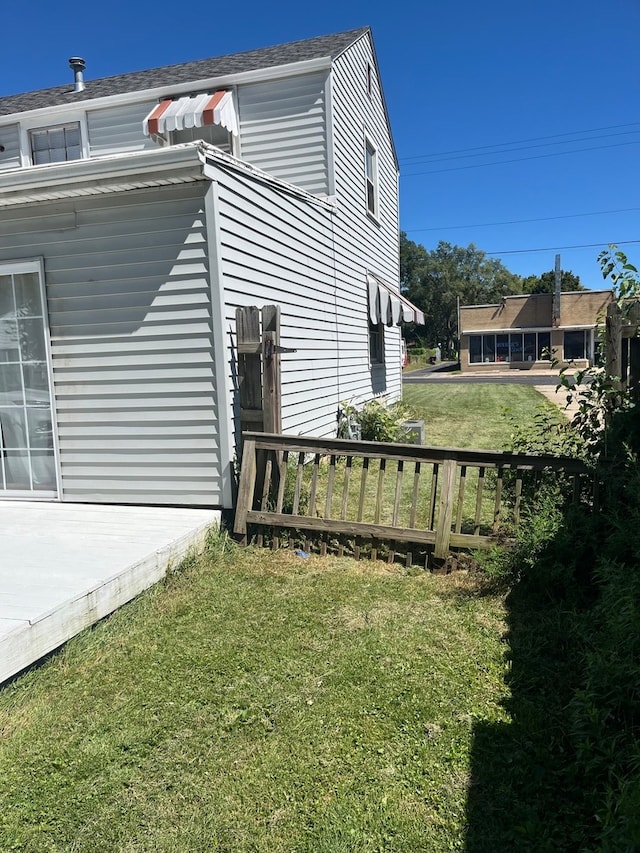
234 433 593 565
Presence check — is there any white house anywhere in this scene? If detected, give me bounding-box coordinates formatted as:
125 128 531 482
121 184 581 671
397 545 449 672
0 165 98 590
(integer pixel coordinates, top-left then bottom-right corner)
0 28 423 509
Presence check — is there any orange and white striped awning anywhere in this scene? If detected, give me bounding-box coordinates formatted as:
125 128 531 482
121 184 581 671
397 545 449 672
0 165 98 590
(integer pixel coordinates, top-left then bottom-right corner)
368 273 425 326
143 90 238 137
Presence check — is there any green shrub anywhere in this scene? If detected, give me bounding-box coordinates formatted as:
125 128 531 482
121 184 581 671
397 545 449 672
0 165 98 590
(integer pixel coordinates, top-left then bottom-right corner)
339 398 412 443
359 399 412 442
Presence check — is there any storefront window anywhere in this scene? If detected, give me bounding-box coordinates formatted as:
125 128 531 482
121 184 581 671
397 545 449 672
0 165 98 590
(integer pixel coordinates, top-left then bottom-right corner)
524 333 536 362
496 334 509 362
564 330 588 360
469 331 552 364
509 333 523 362
537 332 550 360
482 335 495 362
469 336 482 363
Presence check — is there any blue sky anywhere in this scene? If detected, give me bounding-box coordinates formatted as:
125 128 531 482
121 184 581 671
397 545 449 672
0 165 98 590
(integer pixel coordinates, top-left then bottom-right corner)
3 0 638 289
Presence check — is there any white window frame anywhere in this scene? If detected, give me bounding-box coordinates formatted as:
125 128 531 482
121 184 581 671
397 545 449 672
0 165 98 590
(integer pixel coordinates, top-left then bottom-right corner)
18 111 89 167
364 135 379 220
0 257 61 499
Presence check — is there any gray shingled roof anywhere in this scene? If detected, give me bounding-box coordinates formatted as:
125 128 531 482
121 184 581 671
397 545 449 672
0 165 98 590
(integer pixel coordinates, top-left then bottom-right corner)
0 28 370 117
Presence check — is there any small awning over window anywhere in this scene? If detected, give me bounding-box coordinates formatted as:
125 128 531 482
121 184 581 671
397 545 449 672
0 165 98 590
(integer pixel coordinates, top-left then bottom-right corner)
143 90 238 137
368 273 425 326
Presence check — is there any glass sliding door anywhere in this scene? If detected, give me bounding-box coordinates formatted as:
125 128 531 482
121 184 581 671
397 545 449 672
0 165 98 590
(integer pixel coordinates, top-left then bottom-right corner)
0 261 57 497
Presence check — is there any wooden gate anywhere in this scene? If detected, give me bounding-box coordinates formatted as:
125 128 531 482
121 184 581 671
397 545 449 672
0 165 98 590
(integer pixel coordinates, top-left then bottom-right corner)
236 305 290 436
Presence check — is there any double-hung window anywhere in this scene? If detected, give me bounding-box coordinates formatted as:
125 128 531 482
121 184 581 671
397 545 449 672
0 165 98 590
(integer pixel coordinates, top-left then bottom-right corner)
29 122 82 165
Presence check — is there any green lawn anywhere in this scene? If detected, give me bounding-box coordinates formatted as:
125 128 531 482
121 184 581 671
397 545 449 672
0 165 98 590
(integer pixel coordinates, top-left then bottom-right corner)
0 544 507 852
0 383 563 852
403 382 558 450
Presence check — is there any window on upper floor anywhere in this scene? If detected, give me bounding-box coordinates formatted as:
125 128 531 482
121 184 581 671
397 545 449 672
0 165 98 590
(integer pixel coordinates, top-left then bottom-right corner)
367 63 373 97
365 138 378 218
29 123 82 165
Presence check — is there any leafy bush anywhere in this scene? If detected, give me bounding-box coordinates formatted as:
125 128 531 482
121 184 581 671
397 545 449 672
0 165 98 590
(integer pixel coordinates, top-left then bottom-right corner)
338 398 412 443
359 399 412 442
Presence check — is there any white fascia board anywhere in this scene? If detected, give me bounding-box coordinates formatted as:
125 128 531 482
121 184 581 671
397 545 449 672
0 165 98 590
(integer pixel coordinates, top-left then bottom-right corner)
0 143 204 206
0 57 332 126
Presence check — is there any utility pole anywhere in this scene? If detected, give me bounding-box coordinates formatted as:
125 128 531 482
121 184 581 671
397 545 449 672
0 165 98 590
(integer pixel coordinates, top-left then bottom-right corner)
553 253 561 325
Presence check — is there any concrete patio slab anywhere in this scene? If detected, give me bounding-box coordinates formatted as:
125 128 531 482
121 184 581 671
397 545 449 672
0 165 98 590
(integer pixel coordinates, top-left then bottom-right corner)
0 501 219 684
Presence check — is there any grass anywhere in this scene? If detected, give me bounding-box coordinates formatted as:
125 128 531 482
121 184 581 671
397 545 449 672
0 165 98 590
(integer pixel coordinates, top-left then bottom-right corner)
403 383 560 450
0 542 508 852
0 383 576 851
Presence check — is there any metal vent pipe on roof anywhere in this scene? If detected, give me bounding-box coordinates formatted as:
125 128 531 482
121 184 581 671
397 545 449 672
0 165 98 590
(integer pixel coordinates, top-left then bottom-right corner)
68 57 86 92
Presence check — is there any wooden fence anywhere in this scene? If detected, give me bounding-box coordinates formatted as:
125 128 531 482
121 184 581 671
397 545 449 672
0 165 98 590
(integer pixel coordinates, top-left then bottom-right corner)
605 300 640 401
234 432 593 567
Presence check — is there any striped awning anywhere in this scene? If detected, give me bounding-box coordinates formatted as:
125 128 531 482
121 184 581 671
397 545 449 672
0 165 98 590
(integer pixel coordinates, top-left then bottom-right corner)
368 273 425 326
143 90 238 137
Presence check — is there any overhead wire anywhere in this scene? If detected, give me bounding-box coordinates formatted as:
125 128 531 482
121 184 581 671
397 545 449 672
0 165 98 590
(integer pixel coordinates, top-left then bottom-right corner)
398 122 640 162
405 207 640 233
401 140 640 176
400 129 640 166
485 240 640 257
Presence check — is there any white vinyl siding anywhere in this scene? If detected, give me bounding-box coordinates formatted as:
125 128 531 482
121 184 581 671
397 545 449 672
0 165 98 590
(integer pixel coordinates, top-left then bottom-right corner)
0 183 223 506
210 161 340 439
329 33 402 403
237 72 330 196
0 124 21 170
87 101 158 157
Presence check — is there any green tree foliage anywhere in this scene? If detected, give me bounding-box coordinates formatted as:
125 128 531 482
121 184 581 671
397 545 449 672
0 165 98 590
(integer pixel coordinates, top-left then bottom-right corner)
400 233 521 355
521 269 585 294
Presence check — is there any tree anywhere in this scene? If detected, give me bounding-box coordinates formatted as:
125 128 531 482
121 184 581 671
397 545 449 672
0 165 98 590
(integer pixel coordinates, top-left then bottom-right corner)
400 233 521 356
521 269 585 294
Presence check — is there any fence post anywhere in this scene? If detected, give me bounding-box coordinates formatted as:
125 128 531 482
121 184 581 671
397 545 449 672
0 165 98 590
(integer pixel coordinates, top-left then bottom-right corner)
233 438 257 544
606 302 623 389
262 305 282 435
627 302 640 402
434 459 457 559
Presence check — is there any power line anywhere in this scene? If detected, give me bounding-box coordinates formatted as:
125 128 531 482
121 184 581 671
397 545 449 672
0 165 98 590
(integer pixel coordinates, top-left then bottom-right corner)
484 240 640 257
398 122 640 162
401 140 640 177
400 129 640 166
405 207 640 233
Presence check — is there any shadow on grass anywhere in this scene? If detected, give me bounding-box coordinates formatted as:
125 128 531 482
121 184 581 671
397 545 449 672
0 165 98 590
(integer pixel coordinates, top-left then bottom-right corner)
463 473 640 851
465 576 586 852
